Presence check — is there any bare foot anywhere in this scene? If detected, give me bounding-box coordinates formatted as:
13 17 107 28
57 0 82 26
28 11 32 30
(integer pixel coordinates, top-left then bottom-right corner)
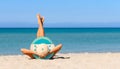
37 14 44 26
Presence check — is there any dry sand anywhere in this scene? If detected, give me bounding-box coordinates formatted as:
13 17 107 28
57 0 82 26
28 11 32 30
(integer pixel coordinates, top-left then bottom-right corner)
0 53 120 69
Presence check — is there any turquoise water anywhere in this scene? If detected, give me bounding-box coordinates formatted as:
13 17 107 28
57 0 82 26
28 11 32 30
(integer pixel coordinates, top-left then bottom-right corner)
0 28 120 55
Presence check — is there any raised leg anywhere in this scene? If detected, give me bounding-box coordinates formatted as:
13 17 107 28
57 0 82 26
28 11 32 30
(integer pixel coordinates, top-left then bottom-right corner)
37 14 45 38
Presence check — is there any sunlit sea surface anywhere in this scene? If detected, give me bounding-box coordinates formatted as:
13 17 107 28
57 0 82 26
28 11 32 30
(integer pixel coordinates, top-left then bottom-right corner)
0 28 120 55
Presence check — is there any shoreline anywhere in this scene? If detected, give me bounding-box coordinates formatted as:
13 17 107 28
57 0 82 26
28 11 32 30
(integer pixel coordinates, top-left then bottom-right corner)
1 53 120 69
1 52 120 55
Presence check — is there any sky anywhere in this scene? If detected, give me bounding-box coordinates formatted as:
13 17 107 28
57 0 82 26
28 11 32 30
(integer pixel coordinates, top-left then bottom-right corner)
0 0 120 28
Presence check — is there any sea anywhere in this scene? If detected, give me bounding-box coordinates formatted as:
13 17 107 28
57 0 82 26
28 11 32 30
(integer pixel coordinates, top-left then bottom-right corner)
0 28 120 55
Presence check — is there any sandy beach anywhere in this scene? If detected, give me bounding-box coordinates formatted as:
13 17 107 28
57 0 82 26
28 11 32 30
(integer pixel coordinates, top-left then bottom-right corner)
0 53 120 69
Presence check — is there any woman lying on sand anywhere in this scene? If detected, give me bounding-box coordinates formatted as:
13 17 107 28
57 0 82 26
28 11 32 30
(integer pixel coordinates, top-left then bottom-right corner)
21 14 62 59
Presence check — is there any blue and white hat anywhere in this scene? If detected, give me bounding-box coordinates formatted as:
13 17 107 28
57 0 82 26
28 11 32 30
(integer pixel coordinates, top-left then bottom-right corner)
30 37 55 59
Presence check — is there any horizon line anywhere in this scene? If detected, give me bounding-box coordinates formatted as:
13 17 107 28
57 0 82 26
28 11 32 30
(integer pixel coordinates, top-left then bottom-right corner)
0 27 120 29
